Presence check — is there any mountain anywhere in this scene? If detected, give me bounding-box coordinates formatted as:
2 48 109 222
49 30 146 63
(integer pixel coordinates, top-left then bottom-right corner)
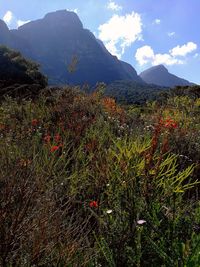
140 65 193 87
0 10 142 85
0 20 10 44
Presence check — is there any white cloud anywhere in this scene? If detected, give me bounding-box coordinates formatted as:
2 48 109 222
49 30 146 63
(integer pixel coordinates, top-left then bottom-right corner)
170 42 197 57
3 11 13 25
105 41 122 58
106 0 122 11
136 45 184 66
168 32 175 37
135 41 197 66
66 8 78 14
194 53 199 59
135 45 154 65
17 20 30 27
2 11 32 29
153 53 183 65
98 12 142 58
153 18 161 25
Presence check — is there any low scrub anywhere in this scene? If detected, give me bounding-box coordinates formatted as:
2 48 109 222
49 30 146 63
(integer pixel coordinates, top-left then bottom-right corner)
0 85 200 266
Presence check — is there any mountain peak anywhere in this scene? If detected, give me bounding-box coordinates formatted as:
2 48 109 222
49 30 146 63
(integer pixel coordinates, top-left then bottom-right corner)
155 64 168 71
140 65 192 87
0 11 147 85
43 10 83 28
147 64 168 72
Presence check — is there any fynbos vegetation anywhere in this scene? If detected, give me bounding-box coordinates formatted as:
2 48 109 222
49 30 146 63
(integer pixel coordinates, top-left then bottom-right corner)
0 84 200 266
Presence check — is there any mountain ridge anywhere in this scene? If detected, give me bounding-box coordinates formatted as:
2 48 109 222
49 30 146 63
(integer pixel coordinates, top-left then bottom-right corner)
140 64 194 87
0 10 142 85
0 11 195 87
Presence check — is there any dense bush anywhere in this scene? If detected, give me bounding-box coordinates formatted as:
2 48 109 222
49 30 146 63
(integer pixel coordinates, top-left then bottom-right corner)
0 46 47 97
105 80 169 104
0 85 200 266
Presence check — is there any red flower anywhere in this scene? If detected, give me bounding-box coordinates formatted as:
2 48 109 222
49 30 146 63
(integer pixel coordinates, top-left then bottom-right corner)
89 201 98 208
160 117 178 129
50 145 60 153
171 122 178 129
32 119 38 126
50 144 63 153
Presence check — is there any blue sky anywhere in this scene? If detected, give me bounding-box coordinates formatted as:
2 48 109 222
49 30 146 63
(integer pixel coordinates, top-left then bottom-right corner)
0 0 199 83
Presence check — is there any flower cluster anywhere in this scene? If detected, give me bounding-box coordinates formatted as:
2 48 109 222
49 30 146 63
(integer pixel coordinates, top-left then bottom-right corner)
43 133 63 153
160 117 178 129
89 201 98 208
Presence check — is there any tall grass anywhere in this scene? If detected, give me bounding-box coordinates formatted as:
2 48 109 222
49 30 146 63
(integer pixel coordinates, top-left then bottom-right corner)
0 86 200 266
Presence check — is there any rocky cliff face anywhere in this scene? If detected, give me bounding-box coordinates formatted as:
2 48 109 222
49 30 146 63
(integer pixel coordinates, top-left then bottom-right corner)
0 10 142 85
0 20 10 45
140 65 193 87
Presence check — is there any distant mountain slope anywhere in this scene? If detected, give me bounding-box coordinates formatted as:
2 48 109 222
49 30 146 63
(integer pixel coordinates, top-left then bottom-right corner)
120 61 144 83
0 10 142 85
0 20 10 43
105 80 169 104
140 65 193 87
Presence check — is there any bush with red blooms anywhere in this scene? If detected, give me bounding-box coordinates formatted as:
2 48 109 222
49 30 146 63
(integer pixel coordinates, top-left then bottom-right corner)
159 117 178 129
89 201 98 208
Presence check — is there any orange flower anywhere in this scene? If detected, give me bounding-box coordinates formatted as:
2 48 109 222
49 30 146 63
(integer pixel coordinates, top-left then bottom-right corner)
160 117 178 129
89 201 98 208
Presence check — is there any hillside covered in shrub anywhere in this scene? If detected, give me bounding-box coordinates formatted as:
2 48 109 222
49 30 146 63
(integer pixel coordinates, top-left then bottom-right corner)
0 83 200 266
0 45 47 97
105 80 169 104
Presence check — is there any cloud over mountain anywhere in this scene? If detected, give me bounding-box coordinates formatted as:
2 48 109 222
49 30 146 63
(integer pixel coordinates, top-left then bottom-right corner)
135 41 197 66
98 12 142 58
3 11 13 26
17 20 31 28
170 42 197 57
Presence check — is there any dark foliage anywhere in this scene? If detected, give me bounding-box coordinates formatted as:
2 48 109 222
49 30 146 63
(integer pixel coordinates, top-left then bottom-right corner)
0 46 47 97
105 80 169 104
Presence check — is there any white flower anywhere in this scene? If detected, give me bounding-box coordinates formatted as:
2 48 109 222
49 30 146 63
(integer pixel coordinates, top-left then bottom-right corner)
106 209 113 214
137 219 146 225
